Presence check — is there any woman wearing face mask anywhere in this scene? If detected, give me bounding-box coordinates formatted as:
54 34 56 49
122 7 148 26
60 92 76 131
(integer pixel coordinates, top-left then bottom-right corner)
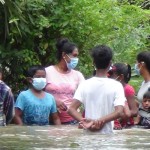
45 38 85 124
108 63 138 129
14 65 61 125
135 51 150 105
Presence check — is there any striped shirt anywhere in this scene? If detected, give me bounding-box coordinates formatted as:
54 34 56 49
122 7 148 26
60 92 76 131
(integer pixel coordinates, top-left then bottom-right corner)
0 80 14 126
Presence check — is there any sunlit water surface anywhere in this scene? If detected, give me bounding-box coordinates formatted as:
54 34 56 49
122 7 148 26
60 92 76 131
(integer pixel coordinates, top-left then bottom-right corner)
0 125 149 150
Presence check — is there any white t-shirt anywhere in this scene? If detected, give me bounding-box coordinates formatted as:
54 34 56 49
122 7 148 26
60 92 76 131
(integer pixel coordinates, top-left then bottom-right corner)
137 81 150 103
73 77 126 134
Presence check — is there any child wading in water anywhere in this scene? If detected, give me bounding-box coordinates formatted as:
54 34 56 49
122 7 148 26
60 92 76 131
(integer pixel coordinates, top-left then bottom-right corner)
134 88 150 128
14 65 61 125
108 63 138 129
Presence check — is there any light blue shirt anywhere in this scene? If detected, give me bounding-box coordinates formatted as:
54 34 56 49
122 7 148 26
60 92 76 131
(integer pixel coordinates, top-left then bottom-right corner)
15 89 57 125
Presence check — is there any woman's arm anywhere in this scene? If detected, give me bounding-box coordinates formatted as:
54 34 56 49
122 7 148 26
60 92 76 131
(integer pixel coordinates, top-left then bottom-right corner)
14 108 23 125
134 115 141 125
50 112 61 125
127 95 138 117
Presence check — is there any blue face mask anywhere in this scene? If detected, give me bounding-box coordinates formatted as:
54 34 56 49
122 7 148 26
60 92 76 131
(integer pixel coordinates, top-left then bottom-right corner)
66 55 79 70
32 78 46 90
134 64 140 75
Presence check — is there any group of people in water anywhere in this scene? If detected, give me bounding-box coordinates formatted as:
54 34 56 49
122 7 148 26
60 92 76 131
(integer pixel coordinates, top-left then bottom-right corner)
0 38 150 134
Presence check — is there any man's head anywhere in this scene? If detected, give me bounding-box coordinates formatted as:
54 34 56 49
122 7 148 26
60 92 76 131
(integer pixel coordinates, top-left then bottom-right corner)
91 45 113 70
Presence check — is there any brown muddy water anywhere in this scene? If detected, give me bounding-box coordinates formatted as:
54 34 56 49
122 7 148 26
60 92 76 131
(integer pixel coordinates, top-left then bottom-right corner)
0 125 149 150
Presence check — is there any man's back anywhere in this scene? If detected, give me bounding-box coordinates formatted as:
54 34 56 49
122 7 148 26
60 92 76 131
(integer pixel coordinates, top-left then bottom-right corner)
68 45 126 133
74 77 126 133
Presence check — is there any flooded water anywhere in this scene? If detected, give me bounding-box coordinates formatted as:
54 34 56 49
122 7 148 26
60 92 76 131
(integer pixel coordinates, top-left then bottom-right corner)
0 125 149 150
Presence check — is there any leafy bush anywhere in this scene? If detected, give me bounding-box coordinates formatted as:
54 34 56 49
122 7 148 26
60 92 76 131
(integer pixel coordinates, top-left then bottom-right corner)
0 0 149 94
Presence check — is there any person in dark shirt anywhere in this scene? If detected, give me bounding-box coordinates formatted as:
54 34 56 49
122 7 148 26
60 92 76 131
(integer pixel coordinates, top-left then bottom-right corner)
134 88 150 128
0 68 14 126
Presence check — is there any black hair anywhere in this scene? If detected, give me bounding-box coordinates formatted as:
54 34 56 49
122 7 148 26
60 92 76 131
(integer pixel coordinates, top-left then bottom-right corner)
137 51 150 73
27 65 45 78
91 45 113 69
143 88 150 99
0 67 2 73
56 38 77 61
112 63 131 83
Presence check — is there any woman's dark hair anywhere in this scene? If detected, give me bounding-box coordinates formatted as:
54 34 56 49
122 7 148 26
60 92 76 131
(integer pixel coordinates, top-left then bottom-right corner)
91 45 113 69
137 51 150 73
143 88 150 99
27 65 45 78
109 63 131 83
56 38 77 61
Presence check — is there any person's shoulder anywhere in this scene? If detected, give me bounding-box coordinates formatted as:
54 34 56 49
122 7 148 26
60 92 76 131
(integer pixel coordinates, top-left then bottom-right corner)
147 81 150 86
44 92 56 103
106 78 123 87
71 69 83 75
124 84 135 95
85 77 114 82
105 78 119 84
124 84 134 90
75 77 88 87
81 77 96 84
18 89 30 96
45 65 54 71
0 80 10 90
45 91 54 99
70 69 85 81
142 81 150 86
16 90 30 102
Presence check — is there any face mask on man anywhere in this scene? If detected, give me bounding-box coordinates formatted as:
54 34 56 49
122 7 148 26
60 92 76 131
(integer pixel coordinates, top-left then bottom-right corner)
134 64 140 75
65 54 79 70
32 78 46 90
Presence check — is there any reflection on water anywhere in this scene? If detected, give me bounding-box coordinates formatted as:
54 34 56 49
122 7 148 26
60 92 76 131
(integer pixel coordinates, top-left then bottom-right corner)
0 125 149 150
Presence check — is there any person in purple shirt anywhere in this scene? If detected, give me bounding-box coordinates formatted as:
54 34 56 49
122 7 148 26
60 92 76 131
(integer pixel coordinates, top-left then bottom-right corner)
0 68 14 126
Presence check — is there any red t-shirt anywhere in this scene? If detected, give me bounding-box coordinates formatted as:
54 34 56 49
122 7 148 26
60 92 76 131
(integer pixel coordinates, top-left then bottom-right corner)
114 84 135 128
124 84 135 97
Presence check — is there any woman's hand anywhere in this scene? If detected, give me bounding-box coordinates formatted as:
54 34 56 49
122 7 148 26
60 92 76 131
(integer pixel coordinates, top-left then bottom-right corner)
122 101 131 119
56 100 67 113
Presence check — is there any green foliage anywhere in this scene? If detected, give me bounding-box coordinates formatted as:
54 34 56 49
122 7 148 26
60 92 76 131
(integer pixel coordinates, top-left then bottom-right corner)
0 0 150 94
129 76 143 94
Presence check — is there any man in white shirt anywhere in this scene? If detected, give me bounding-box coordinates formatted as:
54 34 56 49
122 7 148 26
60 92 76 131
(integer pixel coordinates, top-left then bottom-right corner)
68 45 126 134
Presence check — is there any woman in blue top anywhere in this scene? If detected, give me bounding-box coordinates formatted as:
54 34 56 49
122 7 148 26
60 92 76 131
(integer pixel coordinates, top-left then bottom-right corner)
14 65 61 125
